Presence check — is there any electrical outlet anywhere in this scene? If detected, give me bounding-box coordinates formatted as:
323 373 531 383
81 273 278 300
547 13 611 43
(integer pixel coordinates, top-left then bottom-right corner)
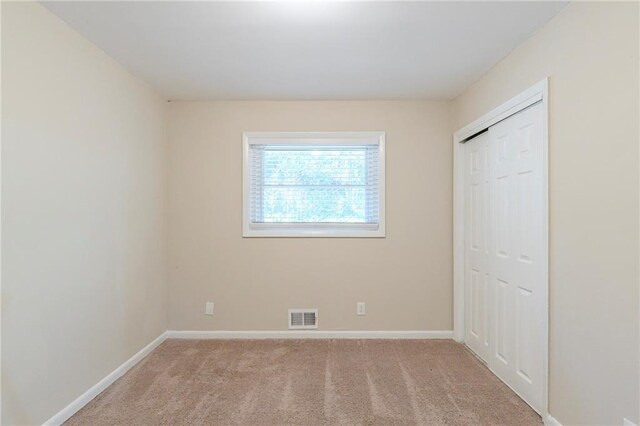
205 302 214 315
357 302 366 316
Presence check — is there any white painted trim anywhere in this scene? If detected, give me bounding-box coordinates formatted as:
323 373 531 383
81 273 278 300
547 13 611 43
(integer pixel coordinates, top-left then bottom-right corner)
543 413 562 426
541 78 550 424
623 418 639 426
453 133 465 343
242 131 386 238
39 329 453 425
166 330 454 339
453 78 549 416
453 80 546 143
0 4 4 423
42 332 168 426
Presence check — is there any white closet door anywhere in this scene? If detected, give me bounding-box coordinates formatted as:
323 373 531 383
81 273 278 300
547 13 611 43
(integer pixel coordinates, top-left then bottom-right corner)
488 101 544 413
464 132 490 362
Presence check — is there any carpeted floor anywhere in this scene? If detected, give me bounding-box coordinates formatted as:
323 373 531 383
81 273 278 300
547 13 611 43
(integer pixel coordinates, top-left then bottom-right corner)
65 339 542 425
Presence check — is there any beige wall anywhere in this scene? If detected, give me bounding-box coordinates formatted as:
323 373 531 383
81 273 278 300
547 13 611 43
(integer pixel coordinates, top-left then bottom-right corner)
5 2 638 425
1 3 168 425
454 2 639 425
167 101 453 331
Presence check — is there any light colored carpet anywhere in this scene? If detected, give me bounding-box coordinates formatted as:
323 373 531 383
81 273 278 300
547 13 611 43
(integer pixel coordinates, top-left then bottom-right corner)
65 339 542 425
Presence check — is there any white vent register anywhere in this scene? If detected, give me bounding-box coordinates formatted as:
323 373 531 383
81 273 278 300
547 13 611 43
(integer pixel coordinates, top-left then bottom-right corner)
288 309 318 329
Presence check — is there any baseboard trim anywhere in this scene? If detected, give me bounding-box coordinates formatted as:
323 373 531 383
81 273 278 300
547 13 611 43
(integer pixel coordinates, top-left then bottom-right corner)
43 331 168 426
543 413 562 426
166 330 454 339
41 329 452 424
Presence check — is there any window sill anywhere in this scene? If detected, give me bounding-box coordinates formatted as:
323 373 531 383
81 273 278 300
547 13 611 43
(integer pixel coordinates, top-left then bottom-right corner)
242 227 386 238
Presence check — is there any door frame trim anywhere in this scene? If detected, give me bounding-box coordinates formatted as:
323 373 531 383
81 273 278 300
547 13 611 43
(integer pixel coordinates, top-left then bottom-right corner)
452 78 549 415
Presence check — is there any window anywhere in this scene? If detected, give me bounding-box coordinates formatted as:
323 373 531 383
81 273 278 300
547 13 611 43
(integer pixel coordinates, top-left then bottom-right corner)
243 132 385 237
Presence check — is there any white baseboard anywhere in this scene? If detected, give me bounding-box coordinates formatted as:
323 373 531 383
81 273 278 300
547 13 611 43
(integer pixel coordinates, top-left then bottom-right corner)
543 413 562 426
545 413 638 426
43 331 168 426
166 330 454 339
40 329 451 425
35 329 636 426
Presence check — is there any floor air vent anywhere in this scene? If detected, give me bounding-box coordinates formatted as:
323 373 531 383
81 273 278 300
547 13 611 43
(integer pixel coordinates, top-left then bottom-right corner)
288 309 318 329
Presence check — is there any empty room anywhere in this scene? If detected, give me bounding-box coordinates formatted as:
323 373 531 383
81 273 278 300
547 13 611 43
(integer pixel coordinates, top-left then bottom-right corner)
1 1 639 425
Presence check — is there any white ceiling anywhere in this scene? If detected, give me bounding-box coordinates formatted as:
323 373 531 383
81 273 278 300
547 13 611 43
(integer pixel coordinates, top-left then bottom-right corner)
42 1 567 101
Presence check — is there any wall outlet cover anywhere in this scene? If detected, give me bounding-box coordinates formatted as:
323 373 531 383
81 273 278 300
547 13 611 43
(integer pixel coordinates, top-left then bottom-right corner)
205 302 214 315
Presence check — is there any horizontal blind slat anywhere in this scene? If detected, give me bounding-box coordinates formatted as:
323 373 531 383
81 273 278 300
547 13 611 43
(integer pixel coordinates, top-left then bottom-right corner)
248 142 380 226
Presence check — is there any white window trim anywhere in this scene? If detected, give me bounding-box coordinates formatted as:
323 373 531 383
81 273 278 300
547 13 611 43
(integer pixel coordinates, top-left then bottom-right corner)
242 131 386 238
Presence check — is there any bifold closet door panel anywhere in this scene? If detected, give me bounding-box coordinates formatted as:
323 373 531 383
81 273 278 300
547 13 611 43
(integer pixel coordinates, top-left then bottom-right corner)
487 102 545 413
464 131 491 363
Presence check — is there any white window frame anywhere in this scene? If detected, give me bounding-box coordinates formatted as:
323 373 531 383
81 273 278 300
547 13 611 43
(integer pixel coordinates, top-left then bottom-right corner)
242 131 386 238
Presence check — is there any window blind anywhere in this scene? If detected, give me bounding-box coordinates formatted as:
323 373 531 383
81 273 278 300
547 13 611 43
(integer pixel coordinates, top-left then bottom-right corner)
248 144 380 228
